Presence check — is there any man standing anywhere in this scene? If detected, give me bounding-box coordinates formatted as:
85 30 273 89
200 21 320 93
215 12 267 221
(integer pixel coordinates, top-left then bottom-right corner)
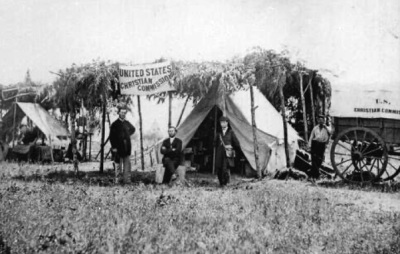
308 115 331 180
109 107 136 184
160 126 182 184
215 116 239 187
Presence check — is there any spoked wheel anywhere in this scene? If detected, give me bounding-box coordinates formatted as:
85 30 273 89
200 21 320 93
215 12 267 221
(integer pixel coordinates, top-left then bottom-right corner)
382 145 400 181
330 127 387 183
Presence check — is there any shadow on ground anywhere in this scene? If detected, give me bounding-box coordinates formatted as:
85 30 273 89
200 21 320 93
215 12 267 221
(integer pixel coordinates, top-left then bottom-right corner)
10 169 253 189
317 179 400 193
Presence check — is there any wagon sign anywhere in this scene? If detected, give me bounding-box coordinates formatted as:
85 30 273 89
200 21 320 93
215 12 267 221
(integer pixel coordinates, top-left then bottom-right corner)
330 88 400 120
118 61 175 95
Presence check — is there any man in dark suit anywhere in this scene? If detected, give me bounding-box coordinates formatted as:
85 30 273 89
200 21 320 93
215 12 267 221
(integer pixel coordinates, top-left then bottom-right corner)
215 116 240 187
160 126 182 184
109 107 136 184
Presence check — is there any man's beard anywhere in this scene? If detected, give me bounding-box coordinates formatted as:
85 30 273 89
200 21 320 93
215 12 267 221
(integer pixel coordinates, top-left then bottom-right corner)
169 134 175 138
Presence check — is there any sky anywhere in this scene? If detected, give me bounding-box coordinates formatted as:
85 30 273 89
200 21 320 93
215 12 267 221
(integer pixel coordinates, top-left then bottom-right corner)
1 0 399 87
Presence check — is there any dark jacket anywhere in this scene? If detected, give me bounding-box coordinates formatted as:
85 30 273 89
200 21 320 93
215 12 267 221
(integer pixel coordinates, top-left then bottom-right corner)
109 118 135 157
216 128 240 168
160 137 182 164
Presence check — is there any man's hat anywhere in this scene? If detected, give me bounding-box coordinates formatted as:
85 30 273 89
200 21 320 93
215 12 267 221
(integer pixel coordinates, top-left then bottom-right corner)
219 116 229 122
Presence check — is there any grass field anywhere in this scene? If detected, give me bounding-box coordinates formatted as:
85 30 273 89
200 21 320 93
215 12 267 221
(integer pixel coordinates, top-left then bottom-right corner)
1 162 400 254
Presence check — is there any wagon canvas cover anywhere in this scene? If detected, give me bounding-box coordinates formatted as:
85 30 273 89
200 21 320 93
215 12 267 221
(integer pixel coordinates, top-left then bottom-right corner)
330 85 400 120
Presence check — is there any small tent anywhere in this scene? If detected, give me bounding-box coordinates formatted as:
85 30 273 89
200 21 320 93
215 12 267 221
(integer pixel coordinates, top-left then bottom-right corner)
176 81 299 175
1 102 69 148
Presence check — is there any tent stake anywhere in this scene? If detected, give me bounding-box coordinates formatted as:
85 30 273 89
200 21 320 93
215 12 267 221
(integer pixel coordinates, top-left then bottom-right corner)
249 84 261 179
137 96 145 171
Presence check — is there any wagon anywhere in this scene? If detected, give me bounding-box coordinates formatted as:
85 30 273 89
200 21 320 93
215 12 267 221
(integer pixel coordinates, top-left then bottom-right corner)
329 85 400 183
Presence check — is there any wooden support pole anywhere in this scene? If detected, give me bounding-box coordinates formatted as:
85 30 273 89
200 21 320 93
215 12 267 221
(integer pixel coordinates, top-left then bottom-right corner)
88 133 92 161
149 148 153 167
137 96 145 171
155 144 160 164
176 95 190 127
12 98 17 148
249 84 261 179
309 71 316 128
279 70 291 168
168 92 172 127
99 101 106 173
134 150 137 165
299 72 308 141
212 107 218 175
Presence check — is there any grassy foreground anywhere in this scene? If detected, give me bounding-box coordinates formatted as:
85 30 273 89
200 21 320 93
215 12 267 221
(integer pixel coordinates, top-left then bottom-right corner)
0 163 400 254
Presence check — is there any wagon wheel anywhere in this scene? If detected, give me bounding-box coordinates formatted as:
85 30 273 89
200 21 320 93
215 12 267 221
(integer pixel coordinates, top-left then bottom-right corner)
330 127 387 183
382 145 400 181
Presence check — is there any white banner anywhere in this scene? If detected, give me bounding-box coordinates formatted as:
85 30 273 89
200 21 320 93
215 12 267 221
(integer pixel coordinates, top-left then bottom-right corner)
118 61 175 95
330 88 400 120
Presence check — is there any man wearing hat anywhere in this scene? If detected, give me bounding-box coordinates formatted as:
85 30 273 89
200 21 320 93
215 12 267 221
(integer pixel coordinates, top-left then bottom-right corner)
308 115 331 180
109 107 136 184
215 116 239 187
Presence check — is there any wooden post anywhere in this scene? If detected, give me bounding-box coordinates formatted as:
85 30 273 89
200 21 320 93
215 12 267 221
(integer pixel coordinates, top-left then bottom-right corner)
149 148 153 167
249 84 261 179
168 92 172 127
88 133 92 161
155 144 160 164
299 72 308 141
322 81 326 116
279 69 291 168
137 96 145 171
12 97 17 148
134 150 137 165
99 101 106 173
176 95 190 127
212 107 218 175
49 135 54 163
308 71 316 128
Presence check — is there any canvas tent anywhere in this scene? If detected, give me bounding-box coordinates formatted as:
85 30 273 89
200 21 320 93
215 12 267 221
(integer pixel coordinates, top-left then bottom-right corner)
176 81 299 174
1 102 69 148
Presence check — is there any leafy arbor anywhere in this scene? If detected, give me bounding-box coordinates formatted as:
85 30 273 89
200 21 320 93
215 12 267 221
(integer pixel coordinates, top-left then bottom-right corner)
52 60 118 173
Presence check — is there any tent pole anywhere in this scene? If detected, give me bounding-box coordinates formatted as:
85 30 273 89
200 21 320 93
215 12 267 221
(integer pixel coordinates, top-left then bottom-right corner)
137 96 145 171
309 71 316 128
99 100 106 173
279 69 291 168
12 97 17 148
212 107 217 175
49 135 54 163
249 83 261 179
168 92 172 127
299 71 309 141
176 95 190 127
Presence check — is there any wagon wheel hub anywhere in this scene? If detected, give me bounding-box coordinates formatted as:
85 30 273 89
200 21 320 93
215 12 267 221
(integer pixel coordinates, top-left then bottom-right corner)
352 150 363 161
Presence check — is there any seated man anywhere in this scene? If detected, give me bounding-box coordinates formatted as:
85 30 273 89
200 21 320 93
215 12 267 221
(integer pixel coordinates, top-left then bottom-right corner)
160 126 182 184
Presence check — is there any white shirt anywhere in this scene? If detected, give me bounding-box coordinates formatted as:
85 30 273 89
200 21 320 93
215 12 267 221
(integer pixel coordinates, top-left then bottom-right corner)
309 125 331 146
169 137 175 144
222 128 228 136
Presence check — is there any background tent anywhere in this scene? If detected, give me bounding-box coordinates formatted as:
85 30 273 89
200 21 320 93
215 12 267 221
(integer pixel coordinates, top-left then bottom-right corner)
176 81 299 174
1 102 69 148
